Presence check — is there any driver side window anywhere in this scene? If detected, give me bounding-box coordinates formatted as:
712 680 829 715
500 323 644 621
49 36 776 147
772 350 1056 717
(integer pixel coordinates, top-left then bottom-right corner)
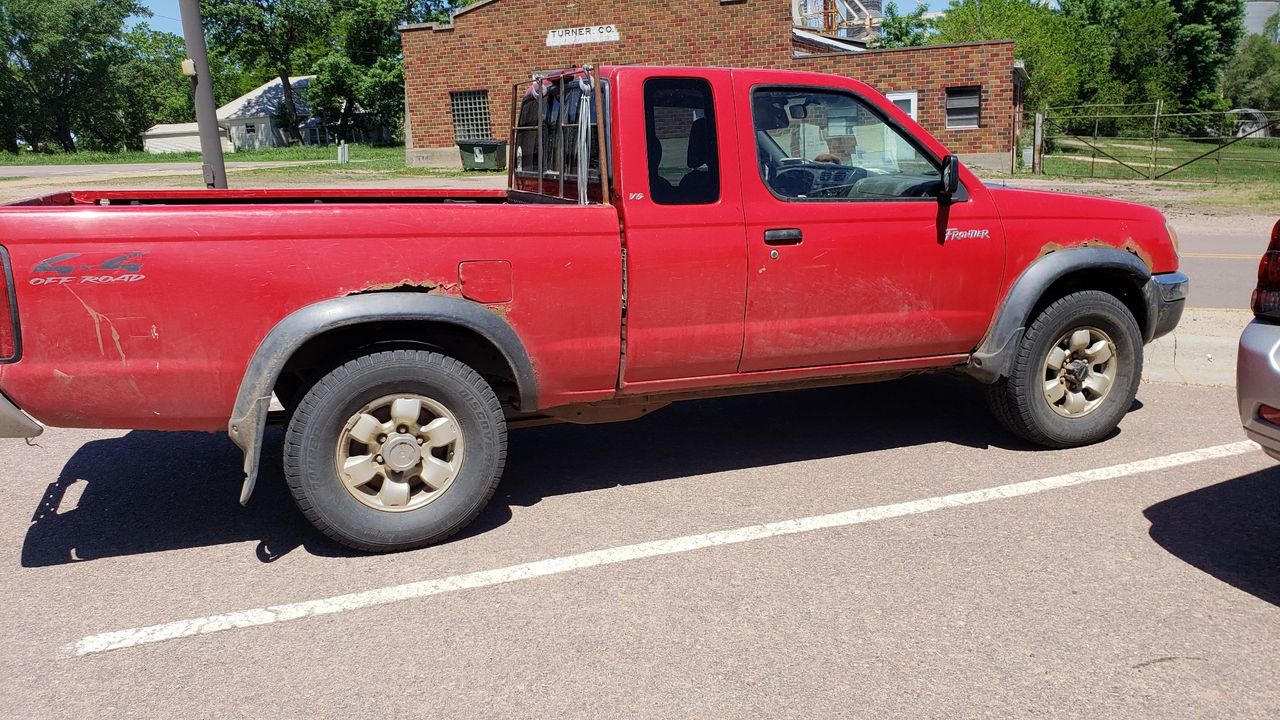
752 88 941 201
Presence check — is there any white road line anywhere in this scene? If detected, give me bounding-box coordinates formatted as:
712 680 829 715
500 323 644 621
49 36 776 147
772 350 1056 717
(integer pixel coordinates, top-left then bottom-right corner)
67 440 1260 658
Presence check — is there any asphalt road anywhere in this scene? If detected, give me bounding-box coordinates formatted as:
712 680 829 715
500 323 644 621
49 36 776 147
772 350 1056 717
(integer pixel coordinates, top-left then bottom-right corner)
2 377 1276 718
1171 213 1272 310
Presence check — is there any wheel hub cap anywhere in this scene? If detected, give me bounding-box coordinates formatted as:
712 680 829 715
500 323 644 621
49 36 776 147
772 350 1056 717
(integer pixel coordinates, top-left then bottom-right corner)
383 435 421 472
1042 326 1119 419
335 394 465 512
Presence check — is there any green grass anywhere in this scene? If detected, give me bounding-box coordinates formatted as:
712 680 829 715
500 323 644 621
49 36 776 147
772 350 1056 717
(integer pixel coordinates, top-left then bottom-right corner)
0 175 28 181
232 155 474 180
1040 136 1280 182
1178 181 1280 214
0 144 408 166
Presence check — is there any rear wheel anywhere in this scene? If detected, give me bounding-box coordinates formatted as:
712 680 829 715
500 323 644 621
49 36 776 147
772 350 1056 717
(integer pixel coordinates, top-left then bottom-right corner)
985 290 1142 448
283 349 506 552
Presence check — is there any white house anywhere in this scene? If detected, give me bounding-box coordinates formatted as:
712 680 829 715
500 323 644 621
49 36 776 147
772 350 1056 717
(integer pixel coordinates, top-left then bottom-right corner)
142 76 316 154
141 122 234 154
217 76 315 151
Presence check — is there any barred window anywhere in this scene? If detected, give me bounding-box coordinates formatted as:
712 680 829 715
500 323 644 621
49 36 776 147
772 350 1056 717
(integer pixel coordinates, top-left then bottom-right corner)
451 90 493 140
945 86 981 129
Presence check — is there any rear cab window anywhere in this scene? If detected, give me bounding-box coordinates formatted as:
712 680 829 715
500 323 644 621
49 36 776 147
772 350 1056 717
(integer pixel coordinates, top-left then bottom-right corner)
512 73 604 200
644 78 720 206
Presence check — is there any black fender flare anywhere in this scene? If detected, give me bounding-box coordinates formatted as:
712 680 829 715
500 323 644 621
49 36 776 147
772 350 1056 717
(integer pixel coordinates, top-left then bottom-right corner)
227 293 537 504
965 247 1152 383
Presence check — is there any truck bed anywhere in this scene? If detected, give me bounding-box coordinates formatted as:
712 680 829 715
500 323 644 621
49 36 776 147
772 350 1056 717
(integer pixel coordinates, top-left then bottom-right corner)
0 194 623 429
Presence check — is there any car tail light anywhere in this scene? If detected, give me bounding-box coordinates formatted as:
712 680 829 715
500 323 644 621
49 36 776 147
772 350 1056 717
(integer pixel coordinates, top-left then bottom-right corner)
1260 404 1280 427
1251 220 1280 321
0 246 18 362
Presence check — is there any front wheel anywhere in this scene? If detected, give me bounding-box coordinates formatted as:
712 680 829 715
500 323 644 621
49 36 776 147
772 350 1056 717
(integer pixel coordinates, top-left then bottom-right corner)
985 290 1143 448
283 349 507 552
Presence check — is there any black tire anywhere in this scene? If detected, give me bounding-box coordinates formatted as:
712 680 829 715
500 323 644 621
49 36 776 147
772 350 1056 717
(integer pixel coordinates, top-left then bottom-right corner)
985 290 1142 448
283 349 506 552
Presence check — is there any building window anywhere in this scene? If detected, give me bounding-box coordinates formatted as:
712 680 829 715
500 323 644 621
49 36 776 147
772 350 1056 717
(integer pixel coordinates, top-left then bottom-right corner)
886 91 918 120
245 124 256 135
451 90 493 140
945 86 981 129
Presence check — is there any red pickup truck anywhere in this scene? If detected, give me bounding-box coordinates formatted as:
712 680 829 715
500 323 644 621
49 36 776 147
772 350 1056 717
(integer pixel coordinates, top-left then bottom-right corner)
0 66 1186 551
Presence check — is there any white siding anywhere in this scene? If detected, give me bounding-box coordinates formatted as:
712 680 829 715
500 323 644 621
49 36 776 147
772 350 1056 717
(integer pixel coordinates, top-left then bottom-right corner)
229 118 288 151
142 132 234 155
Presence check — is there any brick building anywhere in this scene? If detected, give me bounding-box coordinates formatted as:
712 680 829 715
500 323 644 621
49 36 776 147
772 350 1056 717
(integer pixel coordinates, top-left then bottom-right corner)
401 0 1025 171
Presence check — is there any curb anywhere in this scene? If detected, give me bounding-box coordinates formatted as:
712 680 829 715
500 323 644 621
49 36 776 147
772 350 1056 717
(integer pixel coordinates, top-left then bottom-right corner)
1143 308 1249 387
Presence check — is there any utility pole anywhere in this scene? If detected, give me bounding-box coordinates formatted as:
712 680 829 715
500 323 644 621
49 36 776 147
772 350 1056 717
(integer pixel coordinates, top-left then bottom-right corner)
178 0 227 189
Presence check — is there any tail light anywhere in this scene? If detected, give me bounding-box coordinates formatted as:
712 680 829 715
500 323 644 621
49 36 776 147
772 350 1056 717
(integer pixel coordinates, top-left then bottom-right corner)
0 246 18 362
1251 220 1280 321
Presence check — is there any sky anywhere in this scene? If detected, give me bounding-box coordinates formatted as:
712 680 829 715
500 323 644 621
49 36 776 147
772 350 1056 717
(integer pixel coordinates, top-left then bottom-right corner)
132 0 951 38
133 0 184 35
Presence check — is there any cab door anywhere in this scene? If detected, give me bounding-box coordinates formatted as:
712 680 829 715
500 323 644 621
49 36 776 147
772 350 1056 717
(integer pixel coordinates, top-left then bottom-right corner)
612 69 750 385
732 73 1005 372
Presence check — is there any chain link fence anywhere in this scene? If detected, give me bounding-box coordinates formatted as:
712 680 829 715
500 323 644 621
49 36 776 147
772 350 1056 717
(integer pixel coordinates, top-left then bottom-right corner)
1014 103 1280 182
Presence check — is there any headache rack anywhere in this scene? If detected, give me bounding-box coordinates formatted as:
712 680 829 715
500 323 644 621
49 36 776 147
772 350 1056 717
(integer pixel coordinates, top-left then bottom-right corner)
508 66 611 205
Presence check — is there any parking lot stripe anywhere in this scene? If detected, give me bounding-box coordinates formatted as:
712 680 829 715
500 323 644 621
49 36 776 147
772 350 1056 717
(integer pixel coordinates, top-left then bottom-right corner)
66 440 1259 658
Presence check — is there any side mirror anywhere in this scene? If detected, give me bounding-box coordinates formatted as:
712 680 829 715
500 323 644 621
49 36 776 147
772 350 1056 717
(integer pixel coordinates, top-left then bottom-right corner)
941 155 960 197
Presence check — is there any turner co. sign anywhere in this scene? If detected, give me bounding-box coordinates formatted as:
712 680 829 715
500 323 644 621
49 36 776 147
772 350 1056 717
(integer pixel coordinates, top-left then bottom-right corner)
546 25 621 47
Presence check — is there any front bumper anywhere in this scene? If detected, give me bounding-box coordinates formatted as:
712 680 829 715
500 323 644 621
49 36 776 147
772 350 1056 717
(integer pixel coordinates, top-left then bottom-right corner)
1146 271 1188 342
1237 319 1280 461
0 391 42 438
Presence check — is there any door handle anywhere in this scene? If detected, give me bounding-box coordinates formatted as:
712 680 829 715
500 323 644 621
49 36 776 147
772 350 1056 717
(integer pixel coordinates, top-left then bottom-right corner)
764 228 803 246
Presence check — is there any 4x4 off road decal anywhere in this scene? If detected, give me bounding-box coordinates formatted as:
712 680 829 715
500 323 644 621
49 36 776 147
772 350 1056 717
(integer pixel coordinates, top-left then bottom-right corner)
29 252 147 286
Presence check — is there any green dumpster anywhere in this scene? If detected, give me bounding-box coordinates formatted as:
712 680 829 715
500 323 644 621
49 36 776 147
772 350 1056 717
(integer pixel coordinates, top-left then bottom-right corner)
457 138 508 171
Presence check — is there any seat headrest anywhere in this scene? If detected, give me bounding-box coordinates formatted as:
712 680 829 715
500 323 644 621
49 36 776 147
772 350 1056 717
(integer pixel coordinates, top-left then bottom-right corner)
687 117 712 169
753 99 791 132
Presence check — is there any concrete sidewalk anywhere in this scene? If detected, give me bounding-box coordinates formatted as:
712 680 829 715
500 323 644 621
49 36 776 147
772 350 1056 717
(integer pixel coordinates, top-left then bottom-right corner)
1144 308 1250 386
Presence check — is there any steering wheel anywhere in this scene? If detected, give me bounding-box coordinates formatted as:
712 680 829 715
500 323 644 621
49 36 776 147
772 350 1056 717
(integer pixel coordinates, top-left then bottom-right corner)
772 163 868 198
773 165 815 196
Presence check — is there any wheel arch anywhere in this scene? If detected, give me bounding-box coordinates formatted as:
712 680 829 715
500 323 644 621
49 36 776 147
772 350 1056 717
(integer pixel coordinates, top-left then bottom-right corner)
228 293 536 505
966 247 1152 384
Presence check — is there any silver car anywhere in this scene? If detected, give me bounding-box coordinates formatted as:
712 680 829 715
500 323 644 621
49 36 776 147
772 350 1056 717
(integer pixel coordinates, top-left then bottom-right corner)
1237 219 1280 460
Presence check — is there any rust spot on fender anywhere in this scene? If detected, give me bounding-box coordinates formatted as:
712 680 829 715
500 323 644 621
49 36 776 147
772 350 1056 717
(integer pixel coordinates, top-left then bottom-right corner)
1122 239 1154 269
346 278 458 295
1037 242 1066 257
1036 238 1152 269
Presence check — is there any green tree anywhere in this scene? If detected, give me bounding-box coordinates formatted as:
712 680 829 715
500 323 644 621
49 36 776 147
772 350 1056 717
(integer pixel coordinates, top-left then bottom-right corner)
73 24 193 150
309 1 480 142
201 0 330 145
310 0 405 141
1060 0 1179 106
933 0 1116 109
1223 15 1280 110
0 0 147 151
874 1 933 49
1167 0 1246 111
0 7 21 152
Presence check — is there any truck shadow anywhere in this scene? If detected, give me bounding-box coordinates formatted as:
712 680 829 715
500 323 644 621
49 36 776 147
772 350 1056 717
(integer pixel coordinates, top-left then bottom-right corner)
1144 467 1280 607
19 428 331 567
21 374 1091 565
